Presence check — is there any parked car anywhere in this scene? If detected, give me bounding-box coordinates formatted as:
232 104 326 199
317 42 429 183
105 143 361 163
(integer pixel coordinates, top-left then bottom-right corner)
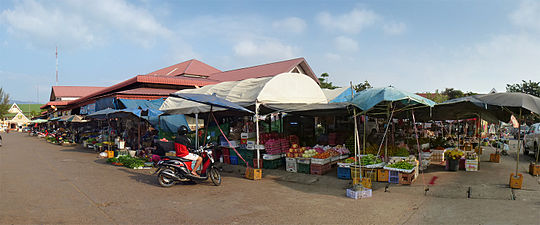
523 123 540 156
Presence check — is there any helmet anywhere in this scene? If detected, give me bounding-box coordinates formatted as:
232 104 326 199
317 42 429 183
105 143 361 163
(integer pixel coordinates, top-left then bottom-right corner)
177 126 189 135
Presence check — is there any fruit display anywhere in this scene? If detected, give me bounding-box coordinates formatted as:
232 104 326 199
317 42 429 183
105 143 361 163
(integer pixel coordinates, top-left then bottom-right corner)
343 157 355 164
465 152 478 160
302 149 317 158
361 154 382 166
313 151 331 159
286 144 307 158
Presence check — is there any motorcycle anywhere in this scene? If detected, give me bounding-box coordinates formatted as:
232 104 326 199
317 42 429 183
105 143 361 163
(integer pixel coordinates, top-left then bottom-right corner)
153 144 221 187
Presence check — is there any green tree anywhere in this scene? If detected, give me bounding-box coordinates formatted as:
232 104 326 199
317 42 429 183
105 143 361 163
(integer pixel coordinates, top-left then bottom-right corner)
442 88 465 100
506 80 540 97
318 73 339 89
425 89 448 103
354 80 372 92
0 87 10 119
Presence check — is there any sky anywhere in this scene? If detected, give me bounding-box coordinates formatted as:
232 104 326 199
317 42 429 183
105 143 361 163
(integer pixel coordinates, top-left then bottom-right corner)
1 0 540 103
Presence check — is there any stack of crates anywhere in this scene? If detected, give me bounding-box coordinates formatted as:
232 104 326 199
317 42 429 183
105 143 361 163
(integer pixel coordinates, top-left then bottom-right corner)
388 170 400 184
310 163 331 175
377 169 389 182
238 149 255 167
221 147 231 164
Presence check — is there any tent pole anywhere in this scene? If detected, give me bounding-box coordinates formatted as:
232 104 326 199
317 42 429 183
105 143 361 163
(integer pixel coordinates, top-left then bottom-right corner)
350 82 361 186
385 102 390 162
515 108 522 175
363 113 367 155
195 113 199 149
255 102 261 169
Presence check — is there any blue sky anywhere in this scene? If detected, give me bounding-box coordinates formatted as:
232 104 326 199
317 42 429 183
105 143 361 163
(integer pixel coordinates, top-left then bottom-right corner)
1 0 539 102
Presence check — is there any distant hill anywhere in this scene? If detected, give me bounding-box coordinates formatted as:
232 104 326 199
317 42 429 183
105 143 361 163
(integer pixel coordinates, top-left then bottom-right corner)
10 100 44 105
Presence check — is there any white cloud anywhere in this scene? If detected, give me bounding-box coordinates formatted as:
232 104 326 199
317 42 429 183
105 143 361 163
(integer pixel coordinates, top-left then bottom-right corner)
272 17 307 34
233 40 299 61
383 22 406 35
317 8 379 34
510 0 540 32
324 53 342 61
0 0 171 49
334 36 358 52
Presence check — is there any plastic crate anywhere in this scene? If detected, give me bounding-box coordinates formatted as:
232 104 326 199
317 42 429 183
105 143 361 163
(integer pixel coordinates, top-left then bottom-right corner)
337 166 351 179
310 163 331 175
389 170 400 184
346 188 372 199
465 159 479 171
223 154 230 164
297 162 310 174
350 166 362 179
363 169 377 182
263 158 283 169
220 147 230 156
230 156 239 165
286 158 297 172
399 172 416 185
377 169 389 182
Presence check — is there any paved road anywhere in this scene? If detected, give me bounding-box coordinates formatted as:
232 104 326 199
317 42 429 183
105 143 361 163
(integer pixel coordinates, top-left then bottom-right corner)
1 132 539 224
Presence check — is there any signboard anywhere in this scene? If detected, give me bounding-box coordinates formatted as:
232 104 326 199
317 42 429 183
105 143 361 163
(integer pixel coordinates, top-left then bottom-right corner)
87 103 96 115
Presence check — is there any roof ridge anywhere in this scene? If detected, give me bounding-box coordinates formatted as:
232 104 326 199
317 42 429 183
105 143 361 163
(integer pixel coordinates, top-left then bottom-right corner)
181 59 196 75
211 57 304 74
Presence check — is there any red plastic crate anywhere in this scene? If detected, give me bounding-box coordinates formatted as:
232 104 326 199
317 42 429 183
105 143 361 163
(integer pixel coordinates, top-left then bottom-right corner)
220 147 230 156
223 154 230 164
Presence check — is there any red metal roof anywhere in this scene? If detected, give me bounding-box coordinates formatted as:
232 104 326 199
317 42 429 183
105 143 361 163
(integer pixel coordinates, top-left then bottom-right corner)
40 100 70 109
67 75 218 108
51 86 105 100
116 88 178 96
207 58 319 83
146 59 222 77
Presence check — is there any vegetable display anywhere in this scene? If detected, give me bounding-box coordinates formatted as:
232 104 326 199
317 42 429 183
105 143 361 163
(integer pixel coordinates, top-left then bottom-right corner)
361 154 382 165
387 161 414 170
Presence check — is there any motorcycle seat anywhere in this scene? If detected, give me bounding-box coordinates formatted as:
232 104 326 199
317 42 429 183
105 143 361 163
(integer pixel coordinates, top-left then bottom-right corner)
162 156 192 162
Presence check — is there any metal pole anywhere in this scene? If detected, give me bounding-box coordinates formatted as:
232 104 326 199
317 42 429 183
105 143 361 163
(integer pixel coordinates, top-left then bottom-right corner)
195 113 199 149
350 82 361 185
255 102 261 169
363 113 367 155
515 108 522 175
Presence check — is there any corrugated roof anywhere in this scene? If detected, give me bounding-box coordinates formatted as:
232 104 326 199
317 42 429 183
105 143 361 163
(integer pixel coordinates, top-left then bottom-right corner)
116 88 178 96
207 58 319 83
40 101 70 109
67 75 218 108
51 86 105 100
146 59 222 77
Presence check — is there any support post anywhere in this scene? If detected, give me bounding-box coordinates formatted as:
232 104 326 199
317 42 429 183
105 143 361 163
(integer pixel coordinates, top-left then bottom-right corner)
515 108 522 175
195 113 199 149
255 102 261 169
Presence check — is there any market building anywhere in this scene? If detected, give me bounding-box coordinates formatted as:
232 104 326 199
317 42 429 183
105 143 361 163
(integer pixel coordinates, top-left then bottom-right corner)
41 86 105 117
1 103 43 130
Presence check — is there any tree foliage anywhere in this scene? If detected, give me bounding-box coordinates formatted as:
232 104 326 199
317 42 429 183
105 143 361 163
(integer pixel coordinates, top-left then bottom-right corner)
506 80 540 97
424 89 448 103
0 87 10 119
318 73 339 89
354 80 372 92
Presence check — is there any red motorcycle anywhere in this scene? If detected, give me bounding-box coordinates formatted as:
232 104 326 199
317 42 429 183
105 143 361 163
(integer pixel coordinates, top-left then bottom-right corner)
153 144 221 187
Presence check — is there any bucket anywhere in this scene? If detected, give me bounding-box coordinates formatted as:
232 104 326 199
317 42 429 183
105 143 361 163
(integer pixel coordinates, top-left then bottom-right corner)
447 159 459 171
128 150 136 157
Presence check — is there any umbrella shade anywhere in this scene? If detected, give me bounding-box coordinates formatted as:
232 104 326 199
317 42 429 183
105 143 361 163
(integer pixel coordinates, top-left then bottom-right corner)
65 115 87 123
30 119 48 124
169 93 254 114
475 92 540 115
349 86 436 113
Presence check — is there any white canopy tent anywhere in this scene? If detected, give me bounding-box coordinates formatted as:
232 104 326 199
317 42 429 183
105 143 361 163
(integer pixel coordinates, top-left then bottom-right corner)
160 73 328 169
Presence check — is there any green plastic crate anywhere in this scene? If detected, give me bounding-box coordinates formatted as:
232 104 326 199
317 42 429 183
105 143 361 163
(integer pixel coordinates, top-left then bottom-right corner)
297 162 310 174
263 158 284 169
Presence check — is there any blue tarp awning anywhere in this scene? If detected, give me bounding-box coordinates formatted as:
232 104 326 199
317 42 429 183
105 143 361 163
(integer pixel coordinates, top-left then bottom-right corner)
117 98 190 133
349 86 436 111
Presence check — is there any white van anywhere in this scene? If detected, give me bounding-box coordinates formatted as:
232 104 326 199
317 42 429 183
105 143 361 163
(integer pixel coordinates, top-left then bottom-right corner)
524 123 540 156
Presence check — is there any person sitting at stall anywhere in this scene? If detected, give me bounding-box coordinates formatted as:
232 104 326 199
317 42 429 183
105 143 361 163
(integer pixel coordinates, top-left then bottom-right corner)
174 126 202 177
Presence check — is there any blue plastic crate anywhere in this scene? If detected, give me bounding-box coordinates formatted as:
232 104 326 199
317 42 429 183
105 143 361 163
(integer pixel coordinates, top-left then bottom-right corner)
337 167 351 180
388 170 400 183
230 156 239 165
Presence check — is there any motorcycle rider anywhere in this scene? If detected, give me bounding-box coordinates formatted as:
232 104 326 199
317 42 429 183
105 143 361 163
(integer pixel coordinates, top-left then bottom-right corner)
174 126 202 177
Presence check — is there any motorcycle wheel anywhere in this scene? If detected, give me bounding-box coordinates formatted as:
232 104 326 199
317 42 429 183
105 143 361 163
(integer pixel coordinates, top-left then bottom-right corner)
157 170 176 188
209 167 222 186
